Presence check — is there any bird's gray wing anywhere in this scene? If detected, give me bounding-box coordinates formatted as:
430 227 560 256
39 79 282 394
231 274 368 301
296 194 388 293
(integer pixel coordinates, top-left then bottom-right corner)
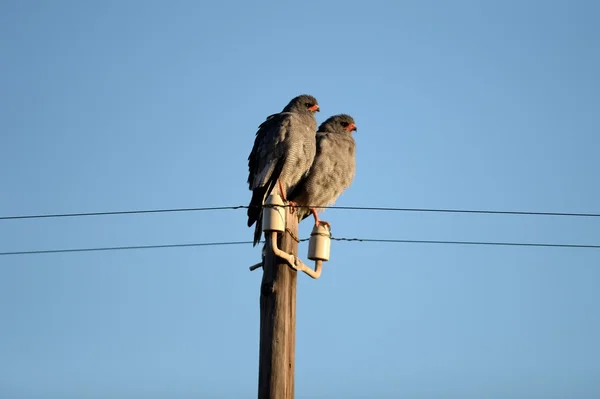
246 112 292 232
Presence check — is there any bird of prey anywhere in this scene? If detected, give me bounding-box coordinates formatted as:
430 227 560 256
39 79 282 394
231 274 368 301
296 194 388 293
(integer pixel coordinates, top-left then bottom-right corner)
289 114 357 227
247 94 320 245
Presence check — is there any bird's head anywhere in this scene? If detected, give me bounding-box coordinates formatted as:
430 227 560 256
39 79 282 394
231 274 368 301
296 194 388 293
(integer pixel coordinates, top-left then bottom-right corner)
318 114 357 134
283 94 320 114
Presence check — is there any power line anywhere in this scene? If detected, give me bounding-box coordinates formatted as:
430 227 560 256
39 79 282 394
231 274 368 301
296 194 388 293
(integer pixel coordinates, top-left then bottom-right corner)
0 206 247 220
0 241 254 256
326 206 600 218
1 205 600 221
1 237 599 256
332 238 600 249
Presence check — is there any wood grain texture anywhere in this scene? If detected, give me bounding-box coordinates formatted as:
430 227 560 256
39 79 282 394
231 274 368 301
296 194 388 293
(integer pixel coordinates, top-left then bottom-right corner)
258 209 298 399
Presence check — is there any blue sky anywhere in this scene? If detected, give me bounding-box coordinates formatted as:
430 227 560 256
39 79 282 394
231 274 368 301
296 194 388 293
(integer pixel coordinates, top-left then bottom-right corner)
1 1 599 398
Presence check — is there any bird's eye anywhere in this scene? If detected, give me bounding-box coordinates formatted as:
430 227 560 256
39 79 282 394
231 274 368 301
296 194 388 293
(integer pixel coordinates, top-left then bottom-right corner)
305 102 314 108
340 122 349 127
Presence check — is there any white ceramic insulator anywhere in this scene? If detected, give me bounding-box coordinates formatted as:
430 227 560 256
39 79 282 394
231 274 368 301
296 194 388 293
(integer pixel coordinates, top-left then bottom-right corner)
262 194 285 233
308 224 331 261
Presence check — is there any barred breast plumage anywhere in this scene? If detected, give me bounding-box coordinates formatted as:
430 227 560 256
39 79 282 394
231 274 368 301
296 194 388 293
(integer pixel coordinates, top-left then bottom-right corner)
289 114 357 224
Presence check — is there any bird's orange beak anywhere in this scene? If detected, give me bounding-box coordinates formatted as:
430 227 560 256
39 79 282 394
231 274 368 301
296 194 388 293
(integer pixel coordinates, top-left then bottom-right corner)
309 104 320 112
345 123 357 132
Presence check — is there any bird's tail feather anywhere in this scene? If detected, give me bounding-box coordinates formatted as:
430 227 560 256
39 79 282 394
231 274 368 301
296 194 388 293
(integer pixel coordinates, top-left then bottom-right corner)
247 187 267 227
253 217 263 246
248 158 286 246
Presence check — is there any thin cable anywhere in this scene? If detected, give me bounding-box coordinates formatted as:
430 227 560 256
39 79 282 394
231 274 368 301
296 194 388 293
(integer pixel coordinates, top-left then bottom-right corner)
324 206 600 218
0 206 247 220
2 204 600 221
1 237 598 256
0 241 254 256
330 237 600 249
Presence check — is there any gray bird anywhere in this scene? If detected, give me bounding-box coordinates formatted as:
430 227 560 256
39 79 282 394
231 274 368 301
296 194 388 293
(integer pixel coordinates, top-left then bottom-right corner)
247 94 320 245
289 114 357 227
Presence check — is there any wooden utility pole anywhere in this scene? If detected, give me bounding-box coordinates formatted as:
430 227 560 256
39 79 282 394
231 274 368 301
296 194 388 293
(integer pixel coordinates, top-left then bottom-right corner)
258 207 298 399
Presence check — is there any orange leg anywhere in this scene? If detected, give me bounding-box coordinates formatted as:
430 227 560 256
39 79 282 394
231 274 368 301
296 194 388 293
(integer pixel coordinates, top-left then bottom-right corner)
277 180 297 210
278 180 287 201
310 208 330 228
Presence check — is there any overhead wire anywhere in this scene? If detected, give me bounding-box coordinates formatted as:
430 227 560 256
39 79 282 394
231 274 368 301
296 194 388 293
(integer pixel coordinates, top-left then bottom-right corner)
1 205 600 221
1 237 599 256
0 206 247 220
2 203 599 256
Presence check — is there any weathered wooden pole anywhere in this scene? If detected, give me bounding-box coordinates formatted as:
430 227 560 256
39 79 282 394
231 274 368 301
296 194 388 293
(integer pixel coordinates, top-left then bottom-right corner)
258 207 298 399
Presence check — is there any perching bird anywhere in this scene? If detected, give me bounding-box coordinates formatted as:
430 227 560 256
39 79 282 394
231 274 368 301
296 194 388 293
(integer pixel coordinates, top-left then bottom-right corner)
247 94 320 245
289 114 357 227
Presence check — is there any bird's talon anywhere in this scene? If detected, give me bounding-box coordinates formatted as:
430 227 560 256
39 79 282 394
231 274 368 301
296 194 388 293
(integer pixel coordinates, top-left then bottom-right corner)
287 201 298 213
316 220 331 229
